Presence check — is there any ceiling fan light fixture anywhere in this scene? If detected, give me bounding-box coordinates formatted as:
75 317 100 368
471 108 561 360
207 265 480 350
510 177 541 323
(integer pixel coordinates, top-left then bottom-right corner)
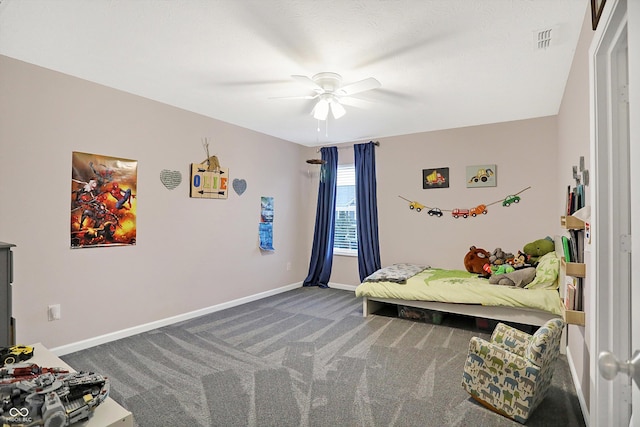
313 98 330 120
330 100 346 119
286 72 380 122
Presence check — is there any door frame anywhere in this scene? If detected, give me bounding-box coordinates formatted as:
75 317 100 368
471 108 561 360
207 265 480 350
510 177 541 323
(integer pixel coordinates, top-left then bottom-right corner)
590 0 640 425
628 1 640 425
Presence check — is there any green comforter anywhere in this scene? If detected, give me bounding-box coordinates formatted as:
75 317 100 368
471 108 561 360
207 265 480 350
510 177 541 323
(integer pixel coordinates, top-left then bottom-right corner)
355 268 564 316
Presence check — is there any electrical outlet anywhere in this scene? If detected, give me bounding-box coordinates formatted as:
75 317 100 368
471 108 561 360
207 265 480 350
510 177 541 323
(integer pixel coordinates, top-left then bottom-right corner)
286 262 292 271
48 304 61 321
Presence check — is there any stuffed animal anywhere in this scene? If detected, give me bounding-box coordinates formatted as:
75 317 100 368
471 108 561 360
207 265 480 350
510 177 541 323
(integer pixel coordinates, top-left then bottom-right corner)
464 246 491 275
489 266 537 287
489 247 514 266
511 250 530 269
493 264 514 275
523 237 555 265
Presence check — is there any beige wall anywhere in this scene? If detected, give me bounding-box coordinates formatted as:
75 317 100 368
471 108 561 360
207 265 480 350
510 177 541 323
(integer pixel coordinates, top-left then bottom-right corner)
0 55 311 349
556 6 594 411
310 116 559 287
2 5 594 380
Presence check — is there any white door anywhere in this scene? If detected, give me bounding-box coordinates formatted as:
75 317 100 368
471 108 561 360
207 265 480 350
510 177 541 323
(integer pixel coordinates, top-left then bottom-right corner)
592 0 640 426
629 1 640 425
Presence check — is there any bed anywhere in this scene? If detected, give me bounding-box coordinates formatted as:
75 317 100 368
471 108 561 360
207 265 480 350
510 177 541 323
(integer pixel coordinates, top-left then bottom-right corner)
355 251 564 327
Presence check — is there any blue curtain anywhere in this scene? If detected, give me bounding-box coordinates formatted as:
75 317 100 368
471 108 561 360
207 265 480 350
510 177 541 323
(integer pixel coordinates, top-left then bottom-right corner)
355 142 381 282
303 147 338 288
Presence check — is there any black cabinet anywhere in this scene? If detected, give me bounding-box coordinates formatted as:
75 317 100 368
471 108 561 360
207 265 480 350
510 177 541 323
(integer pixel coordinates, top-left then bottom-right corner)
0 242 15 347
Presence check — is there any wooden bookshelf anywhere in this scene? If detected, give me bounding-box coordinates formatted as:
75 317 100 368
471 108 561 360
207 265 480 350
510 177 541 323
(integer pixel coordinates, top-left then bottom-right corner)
561 215 585 230
561 257 586 278
563 304 586 326
560 215 586 326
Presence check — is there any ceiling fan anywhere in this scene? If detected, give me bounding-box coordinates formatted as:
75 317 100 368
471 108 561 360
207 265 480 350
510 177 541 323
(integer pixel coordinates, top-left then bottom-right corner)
277 72 381 121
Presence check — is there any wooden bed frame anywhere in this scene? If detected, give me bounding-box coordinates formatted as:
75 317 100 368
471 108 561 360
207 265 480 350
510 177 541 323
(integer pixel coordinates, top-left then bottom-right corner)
361 296 561 326
362 295 568 354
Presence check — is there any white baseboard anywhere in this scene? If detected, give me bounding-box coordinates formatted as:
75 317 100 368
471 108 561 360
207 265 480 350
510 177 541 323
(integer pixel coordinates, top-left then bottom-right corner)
50 282 303 356
566 346 590 427
329 282 358 292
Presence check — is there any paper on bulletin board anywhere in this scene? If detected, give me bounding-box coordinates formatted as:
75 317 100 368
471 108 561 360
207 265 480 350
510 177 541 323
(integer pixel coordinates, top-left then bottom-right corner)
259 196 274 251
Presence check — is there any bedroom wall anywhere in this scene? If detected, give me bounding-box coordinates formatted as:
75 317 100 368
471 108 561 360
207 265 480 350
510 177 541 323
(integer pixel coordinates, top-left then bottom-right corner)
299 3 594 416
556 6 594 413
304 115 559 287
0 55 311 349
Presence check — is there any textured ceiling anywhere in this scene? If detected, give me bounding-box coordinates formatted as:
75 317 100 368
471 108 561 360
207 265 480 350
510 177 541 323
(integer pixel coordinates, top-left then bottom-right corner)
0 0 587 146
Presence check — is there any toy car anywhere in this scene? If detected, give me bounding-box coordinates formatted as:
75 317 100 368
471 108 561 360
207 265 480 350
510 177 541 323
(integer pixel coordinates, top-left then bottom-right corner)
470 204 487 216
0 345 34 366
502 195 521 207
427 208 443 217
409 201 425 212
452 208 469 218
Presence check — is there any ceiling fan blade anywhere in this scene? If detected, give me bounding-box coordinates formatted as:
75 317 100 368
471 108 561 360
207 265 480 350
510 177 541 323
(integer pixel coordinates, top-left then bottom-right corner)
337 77 381 96
269 94 319 100
291 75 323 92
339 97 374 109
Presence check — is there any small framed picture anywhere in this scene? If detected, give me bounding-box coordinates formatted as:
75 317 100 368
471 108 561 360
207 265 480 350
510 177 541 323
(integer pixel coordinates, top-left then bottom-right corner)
422 167 449 189
466 165 497 188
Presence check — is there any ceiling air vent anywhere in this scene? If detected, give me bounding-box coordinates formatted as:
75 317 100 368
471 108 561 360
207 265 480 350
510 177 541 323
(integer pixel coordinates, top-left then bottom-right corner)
535 28 553 50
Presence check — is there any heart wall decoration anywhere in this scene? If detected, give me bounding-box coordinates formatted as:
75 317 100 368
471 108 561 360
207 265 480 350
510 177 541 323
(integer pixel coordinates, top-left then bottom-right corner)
233 178 247 196
160 169 182 190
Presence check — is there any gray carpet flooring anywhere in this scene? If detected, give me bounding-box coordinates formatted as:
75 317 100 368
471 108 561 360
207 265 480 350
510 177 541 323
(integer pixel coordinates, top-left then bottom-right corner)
61 287 586 426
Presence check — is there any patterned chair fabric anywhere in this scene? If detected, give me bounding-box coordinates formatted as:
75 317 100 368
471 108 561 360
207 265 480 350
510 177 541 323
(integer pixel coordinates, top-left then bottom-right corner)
461 318 565 423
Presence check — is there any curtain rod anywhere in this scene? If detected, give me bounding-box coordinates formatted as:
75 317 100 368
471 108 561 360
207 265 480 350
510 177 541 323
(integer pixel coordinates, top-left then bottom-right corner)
315 140 380 153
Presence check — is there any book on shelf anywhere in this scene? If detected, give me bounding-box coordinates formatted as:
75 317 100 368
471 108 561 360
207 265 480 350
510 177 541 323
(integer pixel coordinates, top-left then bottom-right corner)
576 184 585 211
566 282 576 310
566 184 586 216
568 229 581 263
561 236 572 262
575 277 584 311
575 229 585 263
564 276 583 311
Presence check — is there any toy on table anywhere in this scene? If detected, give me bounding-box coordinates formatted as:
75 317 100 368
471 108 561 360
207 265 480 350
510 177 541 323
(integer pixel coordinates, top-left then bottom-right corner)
0 345 34 366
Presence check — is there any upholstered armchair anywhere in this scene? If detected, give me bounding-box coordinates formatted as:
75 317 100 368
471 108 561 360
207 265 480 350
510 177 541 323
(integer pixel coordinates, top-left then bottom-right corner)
461 318 565 423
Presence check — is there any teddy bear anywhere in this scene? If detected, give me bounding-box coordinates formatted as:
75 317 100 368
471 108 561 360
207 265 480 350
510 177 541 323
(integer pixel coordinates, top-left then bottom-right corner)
463 246 491 275
523 237 555 265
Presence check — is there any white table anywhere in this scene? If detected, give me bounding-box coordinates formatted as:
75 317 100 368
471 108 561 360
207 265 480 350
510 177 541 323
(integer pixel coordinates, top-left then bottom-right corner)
27 343 134 427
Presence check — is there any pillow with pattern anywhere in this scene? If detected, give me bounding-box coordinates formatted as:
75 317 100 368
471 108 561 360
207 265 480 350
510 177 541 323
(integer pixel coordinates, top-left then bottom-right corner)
525 252 560 290
363 263 428 284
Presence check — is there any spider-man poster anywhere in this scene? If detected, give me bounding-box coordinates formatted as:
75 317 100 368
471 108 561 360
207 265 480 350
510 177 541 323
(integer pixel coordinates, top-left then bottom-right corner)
70 152 137 248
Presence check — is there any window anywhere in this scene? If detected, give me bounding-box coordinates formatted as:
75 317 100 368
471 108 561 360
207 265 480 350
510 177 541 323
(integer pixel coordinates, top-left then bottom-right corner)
334 164 357 255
